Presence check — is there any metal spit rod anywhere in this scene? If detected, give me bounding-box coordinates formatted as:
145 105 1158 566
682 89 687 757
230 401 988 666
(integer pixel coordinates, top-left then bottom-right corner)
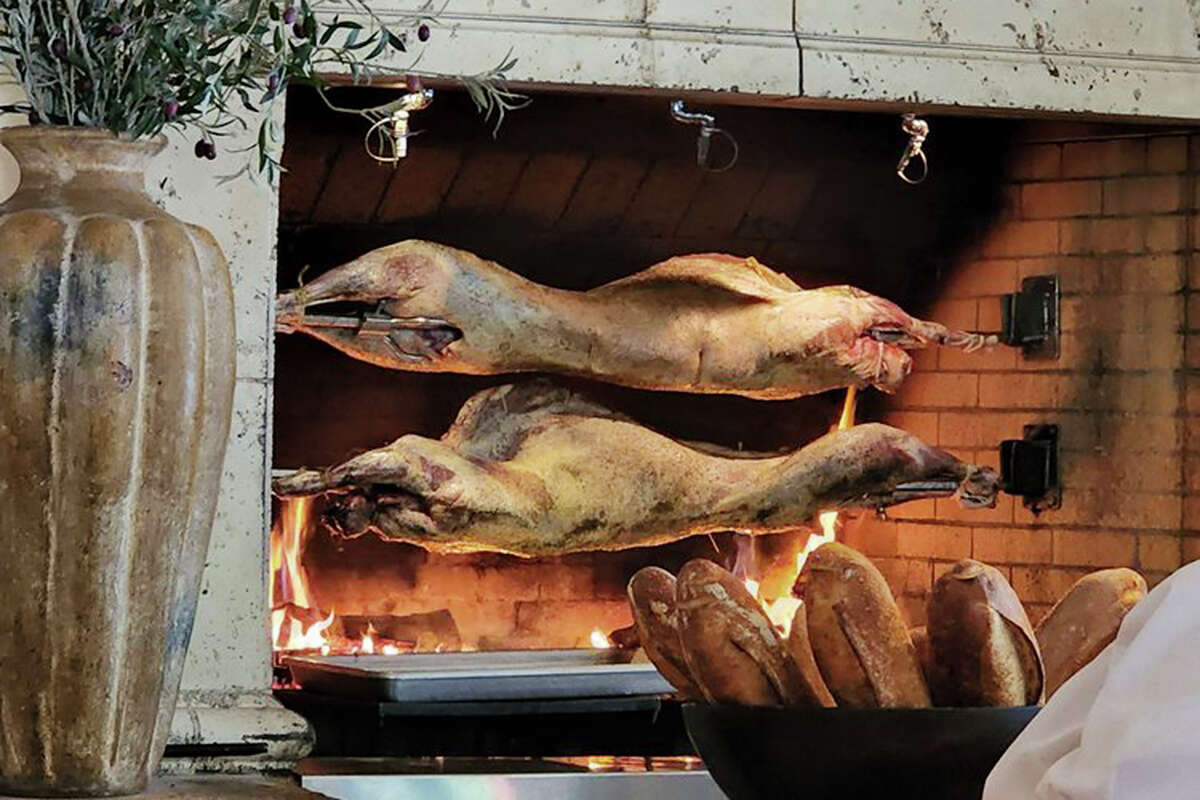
276 312 445 335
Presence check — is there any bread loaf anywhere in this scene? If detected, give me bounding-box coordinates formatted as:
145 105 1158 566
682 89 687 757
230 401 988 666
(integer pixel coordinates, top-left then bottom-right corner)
1036 567 1147 699
626 567 701 699
798 542 930 708
675 559 813 706
786 601 837 707
927 559 1043 707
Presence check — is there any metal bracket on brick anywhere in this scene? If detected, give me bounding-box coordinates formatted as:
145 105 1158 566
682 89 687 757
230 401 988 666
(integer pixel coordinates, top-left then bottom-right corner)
999 274 1060 359
999 423 1061 514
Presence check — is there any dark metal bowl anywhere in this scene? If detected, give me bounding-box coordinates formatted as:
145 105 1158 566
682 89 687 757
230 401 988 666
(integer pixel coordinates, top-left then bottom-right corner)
683 703 1039 800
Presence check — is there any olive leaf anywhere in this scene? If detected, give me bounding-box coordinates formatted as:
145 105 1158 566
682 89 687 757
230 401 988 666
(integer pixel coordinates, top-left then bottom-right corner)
0 0 525 181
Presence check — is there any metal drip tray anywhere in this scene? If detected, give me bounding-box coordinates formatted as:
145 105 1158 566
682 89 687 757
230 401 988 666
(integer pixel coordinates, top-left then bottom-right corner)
297 757 726 800
285 649 675 702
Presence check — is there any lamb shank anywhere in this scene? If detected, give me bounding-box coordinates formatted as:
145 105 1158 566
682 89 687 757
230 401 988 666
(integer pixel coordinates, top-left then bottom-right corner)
273 381 998 557
276 241 994 400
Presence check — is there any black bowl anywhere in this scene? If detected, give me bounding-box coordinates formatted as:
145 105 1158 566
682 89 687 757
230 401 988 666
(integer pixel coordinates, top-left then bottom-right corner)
683 703 1039 800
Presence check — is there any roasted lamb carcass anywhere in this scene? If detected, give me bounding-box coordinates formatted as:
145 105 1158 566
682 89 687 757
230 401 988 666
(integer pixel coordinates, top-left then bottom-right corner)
276 241 994 400
273 381 998 557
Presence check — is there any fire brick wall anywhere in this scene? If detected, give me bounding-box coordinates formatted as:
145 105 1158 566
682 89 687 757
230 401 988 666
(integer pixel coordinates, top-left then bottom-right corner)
846 123 1200 627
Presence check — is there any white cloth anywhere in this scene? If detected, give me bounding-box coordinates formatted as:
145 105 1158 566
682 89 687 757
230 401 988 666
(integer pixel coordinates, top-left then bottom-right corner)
984 560 1200 800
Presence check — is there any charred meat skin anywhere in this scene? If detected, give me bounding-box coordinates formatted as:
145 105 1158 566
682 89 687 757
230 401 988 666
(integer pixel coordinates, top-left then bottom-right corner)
273 381 998 557
276 241 994 400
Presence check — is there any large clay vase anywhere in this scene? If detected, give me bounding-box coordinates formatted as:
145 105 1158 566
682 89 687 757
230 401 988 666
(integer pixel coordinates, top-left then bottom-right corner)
0 128 235 796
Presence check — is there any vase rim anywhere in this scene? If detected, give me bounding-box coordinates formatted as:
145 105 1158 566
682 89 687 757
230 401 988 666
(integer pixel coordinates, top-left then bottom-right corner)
0 125 167 157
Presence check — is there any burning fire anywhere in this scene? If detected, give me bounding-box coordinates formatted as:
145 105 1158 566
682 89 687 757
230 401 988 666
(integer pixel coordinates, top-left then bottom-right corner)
271 496 313 610
361 625 376 655
589 628 612 649
740 387 857 636
270 497 419 658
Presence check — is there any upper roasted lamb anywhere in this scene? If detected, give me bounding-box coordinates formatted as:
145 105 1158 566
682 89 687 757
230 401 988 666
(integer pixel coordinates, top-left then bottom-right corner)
273 380 998 557
276 240 993 400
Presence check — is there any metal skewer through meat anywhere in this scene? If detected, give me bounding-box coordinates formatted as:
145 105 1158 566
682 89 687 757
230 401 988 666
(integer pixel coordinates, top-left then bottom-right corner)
272 381 999 557
276 240 995 399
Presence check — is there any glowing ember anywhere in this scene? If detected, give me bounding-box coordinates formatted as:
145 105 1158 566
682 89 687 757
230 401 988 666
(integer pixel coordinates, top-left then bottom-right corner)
589 628 612 649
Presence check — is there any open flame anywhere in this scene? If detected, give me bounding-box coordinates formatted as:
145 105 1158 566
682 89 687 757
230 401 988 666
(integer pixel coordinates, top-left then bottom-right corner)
589 628 612 649
270 495 326 652
360 625 376 655
270 498 420 658
271 496 313 611
740 387 857 637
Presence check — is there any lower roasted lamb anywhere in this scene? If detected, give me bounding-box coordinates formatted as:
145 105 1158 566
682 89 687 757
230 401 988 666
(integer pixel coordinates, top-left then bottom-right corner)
273 381 998 556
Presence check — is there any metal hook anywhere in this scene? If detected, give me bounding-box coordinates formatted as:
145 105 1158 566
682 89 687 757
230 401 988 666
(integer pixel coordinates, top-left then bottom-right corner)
670 99 739 172
896 113 929 185
365 88 435 165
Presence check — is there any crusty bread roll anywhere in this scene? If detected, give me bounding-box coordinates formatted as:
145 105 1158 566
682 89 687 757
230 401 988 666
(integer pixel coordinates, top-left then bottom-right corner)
927 559 1043 707
786 601 837 707
675 559 814 706
1036 567 1147 699
798 542 931 708
626 567 701 699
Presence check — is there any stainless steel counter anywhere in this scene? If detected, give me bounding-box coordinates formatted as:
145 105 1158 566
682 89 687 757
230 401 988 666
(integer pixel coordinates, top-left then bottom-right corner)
297 757 727 800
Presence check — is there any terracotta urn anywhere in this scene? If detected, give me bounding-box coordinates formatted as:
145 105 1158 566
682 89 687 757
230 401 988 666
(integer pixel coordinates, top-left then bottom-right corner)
0 128 235 796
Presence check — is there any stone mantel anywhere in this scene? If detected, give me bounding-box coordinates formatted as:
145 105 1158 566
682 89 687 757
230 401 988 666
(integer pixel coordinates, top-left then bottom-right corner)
362 0 1200 121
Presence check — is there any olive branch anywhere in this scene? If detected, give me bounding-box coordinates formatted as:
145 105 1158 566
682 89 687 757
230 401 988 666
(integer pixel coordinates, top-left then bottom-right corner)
0 0 525 181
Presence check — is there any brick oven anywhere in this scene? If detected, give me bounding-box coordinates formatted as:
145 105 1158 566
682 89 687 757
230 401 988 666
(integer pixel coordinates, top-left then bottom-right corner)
272 90 1200 655
270 86 1013 654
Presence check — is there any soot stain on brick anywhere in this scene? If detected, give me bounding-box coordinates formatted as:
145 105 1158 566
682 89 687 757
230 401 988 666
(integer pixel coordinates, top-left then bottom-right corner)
1063 329 1120 520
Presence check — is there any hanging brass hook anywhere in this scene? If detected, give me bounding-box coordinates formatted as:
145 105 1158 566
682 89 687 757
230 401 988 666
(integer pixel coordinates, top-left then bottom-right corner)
365 88 435 165
670 100 739 172
897 113 929 185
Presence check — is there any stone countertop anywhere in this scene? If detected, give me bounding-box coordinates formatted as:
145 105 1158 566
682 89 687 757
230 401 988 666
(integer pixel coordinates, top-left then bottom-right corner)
0 776 330 800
